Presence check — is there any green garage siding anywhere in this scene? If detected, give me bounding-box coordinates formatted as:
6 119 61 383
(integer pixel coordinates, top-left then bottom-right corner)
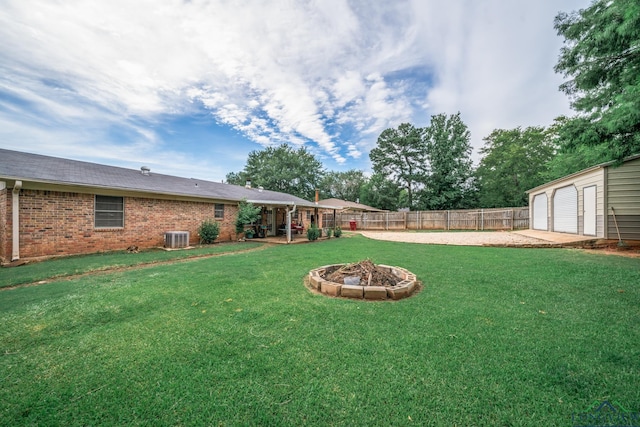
607 157 640 240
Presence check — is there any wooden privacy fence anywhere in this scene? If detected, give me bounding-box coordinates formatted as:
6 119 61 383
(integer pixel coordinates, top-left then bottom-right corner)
322 207 529 231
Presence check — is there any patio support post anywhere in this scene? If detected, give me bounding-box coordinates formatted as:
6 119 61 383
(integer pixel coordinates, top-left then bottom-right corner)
286 204 297 243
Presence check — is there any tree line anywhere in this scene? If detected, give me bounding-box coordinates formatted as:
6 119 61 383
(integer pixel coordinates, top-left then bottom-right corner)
226 0 639 211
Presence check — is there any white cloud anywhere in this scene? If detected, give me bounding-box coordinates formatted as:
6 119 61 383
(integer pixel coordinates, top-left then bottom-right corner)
0 0 591 177
0 114 232 180
347 144 363 159
410 0 587 159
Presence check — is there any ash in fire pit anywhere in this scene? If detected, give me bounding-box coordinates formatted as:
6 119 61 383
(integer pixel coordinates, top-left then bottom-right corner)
307 260 420 300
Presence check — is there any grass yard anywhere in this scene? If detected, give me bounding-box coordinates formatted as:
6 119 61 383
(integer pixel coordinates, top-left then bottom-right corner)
0 241 263 289
1 235 639 426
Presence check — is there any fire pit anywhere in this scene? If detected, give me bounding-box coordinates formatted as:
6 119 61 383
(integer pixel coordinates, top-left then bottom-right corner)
306 260 419 300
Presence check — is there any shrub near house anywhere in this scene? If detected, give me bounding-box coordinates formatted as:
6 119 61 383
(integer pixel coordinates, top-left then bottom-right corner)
198 220 220 244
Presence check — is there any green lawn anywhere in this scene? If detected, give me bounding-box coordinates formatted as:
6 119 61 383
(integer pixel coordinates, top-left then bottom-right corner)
0 241 263 288
1 236 639 426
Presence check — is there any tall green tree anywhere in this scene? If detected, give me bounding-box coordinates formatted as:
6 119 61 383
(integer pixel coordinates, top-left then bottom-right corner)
319 170 367 201
542 116 614 181
226 144 324 200
369 123 425 209
476 127 555 208
554 0 640 160
359 173 402 211
419 112 475 210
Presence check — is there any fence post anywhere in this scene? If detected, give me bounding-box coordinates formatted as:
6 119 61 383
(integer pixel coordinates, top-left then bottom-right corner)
446 210 450 230
511 209 514 231
481 209 484 231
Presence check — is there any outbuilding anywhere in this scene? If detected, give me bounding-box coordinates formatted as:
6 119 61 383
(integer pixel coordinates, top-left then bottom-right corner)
526 154 640 241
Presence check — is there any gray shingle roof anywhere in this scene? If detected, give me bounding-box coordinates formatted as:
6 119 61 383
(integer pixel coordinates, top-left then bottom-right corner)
0 148 329 208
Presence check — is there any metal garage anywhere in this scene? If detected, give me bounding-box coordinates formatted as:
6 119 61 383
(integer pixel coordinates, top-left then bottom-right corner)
527 154 640 240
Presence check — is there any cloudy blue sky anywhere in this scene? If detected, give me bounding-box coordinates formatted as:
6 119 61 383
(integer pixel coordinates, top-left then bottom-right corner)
0 0 589 182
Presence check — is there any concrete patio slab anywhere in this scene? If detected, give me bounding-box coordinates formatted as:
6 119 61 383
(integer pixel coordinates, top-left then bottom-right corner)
513 229 597 244
358 230 600 247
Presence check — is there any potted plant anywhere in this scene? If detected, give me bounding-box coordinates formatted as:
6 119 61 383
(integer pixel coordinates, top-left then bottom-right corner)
235 199 262 240
245 228 255 239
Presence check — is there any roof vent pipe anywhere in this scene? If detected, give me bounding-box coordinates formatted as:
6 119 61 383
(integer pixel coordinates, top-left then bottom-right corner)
245 179 251 189
141 166 151 176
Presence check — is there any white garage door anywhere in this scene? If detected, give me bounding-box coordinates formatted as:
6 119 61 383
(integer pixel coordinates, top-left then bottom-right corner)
532 193 548 231
554 185 578 233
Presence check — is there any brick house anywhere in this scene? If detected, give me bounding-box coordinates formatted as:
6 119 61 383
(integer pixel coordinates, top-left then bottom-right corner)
0 149 333 263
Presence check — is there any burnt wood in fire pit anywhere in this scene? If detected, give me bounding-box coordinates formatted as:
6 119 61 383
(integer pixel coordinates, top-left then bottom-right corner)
307 260 419 300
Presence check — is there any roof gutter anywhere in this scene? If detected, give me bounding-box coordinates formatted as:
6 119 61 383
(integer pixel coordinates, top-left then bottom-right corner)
12 180 22 261
246 199 299 206
246 199 336 210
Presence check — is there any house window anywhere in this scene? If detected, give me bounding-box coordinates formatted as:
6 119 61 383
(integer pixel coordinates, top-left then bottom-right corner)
306 210 311 220
214 203 225 219
95 195 124 228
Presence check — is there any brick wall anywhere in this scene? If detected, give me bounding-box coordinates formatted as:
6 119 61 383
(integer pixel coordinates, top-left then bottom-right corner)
8 189 238 260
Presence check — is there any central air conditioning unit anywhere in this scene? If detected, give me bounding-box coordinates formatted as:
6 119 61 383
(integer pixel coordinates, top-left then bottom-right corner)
164 231 190 249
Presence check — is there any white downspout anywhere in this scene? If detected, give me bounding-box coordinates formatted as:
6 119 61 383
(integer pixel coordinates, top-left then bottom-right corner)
286 204 297 243
12 180 22 261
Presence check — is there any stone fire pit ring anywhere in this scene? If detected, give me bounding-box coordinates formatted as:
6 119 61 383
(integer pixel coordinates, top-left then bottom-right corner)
307 264 419 300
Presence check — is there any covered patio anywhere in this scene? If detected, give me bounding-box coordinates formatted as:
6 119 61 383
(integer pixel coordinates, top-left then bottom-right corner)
245 197 336 243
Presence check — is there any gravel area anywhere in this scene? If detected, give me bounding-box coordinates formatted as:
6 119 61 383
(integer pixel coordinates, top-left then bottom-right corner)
359 231 550 246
